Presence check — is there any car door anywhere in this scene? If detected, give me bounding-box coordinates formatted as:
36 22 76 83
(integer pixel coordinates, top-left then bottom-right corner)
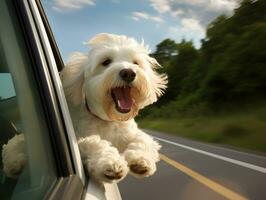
0 0 121 199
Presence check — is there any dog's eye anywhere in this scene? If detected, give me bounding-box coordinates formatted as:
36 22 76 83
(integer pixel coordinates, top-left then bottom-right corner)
133 61 139 65
102 58 112 66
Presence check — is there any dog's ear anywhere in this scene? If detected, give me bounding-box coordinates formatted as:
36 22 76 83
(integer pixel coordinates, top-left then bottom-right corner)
147 56 168 98
60 52 87 105
147 56 168 102
151 71 168 98
147 56 161 69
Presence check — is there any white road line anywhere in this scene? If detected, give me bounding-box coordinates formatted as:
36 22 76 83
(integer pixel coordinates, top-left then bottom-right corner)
199 142 266 161
146 129 266 161
154 136 266 174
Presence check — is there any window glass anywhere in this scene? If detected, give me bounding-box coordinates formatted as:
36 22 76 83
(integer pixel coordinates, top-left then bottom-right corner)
0 0 57 199
0 74 15 100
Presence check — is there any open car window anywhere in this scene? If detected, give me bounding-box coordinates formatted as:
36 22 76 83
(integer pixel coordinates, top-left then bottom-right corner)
0 0 86 199
0 0 57 199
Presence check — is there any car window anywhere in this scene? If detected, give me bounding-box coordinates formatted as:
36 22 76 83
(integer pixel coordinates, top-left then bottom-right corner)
0 0 57 199
0 74 15 100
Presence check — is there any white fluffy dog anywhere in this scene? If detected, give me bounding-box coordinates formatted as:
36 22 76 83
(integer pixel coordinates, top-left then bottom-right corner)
2 33 167 183
61 33 167 182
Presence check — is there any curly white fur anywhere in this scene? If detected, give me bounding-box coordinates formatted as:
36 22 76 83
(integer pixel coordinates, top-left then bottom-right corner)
61 33 167 183
2 134 27 178
2 33 167 183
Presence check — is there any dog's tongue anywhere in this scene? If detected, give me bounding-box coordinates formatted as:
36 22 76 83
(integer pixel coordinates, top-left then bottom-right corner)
111 87 133 113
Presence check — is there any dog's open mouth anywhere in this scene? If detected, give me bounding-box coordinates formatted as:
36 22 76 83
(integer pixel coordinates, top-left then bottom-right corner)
111 86 133 113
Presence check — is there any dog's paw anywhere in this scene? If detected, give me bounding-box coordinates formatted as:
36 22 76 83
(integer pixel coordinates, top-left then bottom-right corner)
102 160 127 181
129 157 156 178
88 156 129 183
130 158 150 175
2 134 27 178
125 151 156 178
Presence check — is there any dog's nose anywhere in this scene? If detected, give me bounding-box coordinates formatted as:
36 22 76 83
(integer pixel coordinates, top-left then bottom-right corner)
119 69 136 83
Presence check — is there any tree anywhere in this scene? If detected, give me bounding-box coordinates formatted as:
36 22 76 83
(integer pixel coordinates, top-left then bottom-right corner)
144 0 266 115
152 39 178 65
166 40 198 99
198 0 266 105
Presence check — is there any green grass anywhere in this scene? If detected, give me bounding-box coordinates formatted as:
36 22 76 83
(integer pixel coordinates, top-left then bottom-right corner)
138 109 266 153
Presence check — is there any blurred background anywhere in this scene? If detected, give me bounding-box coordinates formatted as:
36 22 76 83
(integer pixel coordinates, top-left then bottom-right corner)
43 0 266 154
138 0 266 154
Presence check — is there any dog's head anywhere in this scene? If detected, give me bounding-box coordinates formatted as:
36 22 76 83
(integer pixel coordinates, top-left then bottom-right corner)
61 33 167 121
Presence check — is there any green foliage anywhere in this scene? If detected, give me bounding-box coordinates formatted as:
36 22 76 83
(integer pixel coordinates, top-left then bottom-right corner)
140 0 266 153
138 106 266 152
152 38 178 64
146 0 266 116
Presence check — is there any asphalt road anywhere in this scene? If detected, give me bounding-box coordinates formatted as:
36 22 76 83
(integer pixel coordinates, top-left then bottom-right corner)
118 130 266 200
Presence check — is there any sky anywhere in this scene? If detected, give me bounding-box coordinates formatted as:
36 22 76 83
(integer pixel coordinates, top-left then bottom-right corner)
42 0 240 61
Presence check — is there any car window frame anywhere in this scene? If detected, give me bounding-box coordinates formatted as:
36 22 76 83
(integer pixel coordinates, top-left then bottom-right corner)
23 0 86 181
12 0 122 199
11 0 84 199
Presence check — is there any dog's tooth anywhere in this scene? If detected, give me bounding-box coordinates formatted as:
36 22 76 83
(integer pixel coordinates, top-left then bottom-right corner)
117 100 121 108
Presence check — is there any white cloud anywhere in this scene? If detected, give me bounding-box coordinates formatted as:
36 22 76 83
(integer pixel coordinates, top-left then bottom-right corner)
180 18 205 34
171 9 184 17
148 0 239 14
148 0 240 48
149 0 171 13
52 0 95 12
207 0 239 12
132 12 164 23
148 0 240 27
167 18 205 48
